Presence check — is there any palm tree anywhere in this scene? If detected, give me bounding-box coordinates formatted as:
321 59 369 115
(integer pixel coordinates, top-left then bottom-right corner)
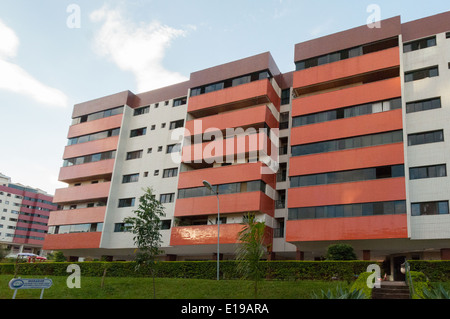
235 213 267 298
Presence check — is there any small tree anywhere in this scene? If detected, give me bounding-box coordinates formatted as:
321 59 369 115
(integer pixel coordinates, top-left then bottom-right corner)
123 187 166 298
326 244 357 260
236 213 267 298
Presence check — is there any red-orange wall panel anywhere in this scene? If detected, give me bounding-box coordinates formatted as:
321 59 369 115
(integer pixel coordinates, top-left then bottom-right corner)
184 105 278 137
292 47 400 89
48 207 106 226
291 77 401 117
63 136 119 159
58 159 115 183
290 109 403 146
286 214 408 242
289 143 404 176
188 79 280 113
67 114 123 139
175 192 274 218
178 162 276 190
288 178 406 208
43 232 101 250
53 182 111 204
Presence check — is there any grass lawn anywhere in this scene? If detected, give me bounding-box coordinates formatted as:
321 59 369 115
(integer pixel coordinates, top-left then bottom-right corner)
0 275 349 299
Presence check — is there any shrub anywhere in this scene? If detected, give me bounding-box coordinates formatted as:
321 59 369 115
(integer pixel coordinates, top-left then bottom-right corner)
350 272 373 299
0 260 379 281
326 244 357 261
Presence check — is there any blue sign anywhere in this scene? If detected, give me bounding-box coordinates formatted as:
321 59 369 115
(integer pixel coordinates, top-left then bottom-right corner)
9 278 53 290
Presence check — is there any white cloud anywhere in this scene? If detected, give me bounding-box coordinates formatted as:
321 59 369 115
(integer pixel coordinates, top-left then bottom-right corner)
0 19 68 108
90 6 190 92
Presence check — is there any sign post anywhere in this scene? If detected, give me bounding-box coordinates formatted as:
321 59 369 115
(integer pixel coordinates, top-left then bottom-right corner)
9 277 53 299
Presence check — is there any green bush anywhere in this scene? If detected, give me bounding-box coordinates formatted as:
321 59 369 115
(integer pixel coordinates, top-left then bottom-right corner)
0 260 379 281
326 244 357 261
350 272 373 299
409 261 450 282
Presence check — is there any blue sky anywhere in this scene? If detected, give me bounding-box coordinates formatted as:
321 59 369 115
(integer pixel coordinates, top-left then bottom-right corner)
0 0 448 194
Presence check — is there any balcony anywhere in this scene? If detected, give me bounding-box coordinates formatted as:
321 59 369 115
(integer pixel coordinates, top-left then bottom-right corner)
291 77 401 117
63 136 119 160
43 232 102 250
67 114 123 139
188 79 281 118
290 109 403 146
288 178 406 208
286 214 408 242
175 191 274 218
48 206 107 226
58 159 115 184
184 104 278 138
293 47 400 96
178 162 276 190
53 182 111 205
289 143 404 177
182 132 275 164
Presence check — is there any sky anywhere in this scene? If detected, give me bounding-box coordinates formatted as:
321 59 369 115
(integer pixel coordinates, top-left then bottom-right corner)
0 0 448 195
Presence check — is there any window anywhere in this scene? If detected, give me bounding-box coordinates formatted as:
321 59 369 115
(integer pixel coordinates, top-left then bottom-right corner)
173 97 187 107
405 66 439 82
410 164 447 180
130 127 147 138
114 223 132 232
408 130 444 146
161 123 166 129
170 120 184 130
63 150 116 167
71 106 124 125
118 198 135 208
166 144 181 153
190 70 272 97
411 201 449 216
151 125 156 130
160 193 175 204
281 89 291 105
295 38 398 71
154 170 159 176
68 128 120 145
163 168 178 178
177 181 267 199
290 165 405 188
288 200 406 221
403 36 437 53
292 98 401 127
292 130 403 157
406 97 441 114
122 173 139 184
161 220 171 230
279 112 289 130
133 106 150 116
126 150 143 160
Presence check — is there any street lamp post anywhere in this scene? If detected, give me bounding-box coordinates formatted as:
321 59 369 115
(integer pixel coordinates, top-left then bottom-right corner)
203 180 220 281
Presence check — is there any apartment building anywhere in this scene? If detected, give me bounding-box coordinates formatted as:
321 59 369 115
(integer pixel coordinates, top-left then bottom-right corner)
0 173 57 257
44 12 450 272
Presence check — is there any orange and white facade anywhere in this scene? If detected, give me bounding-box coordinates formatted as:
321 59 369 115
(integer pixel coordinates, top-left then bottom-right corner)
44 12 450 271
